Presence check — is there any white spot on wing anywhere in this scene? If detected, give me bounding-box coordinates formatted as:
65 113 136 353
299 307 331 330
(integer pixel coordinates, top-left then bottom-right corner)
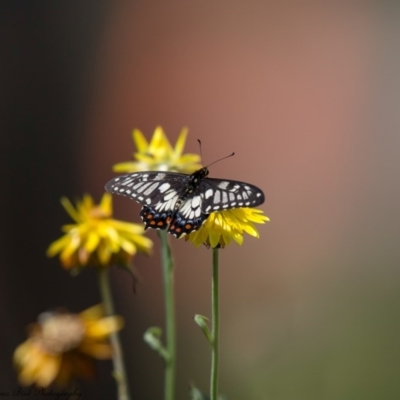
222 192 228 204
179 201 188 211
137 182 152 193
257 193 262 197
218 181 229 189
165 196 178 211
214 191 221 204
205 189 213 199
163 199 172 210
156 173 166 180
191 196 200 208
144 182 159 196
133 182 143 189
159 183 170 193
164 190 178 201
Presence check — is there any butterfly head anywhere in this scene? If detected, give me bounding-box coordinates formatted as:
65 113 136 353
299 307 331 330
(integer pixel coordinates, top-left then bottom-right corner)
190 166 209 185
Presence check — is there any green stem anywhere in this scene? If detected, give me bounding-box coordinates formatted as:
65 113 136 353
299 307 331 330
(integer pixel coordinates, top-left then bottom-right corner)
158 230 176 400
97 267 131 400
210 248 220 400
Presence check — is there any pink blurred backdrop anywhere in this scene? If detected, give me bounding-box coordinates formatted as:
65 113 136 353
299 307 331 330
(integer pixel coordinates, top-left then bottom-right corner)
78 1 400 399
4 1 399 399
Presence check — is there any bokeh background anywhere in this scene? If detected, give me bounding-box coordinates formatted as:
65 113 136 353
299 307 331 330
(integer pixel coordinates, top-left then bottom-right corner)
2 1 400 399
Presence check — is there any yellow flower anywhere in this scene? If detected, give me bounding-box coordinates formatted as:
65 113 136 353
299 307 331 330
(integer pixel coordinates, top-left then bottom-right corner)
47 193 152 269
112 126 201 173
13 305 123 387
186 208 269 248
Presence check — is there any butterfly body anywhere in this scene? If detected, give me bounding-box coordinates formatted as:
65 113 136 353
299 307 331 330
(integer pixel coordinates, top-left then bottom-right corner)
105 167 264 238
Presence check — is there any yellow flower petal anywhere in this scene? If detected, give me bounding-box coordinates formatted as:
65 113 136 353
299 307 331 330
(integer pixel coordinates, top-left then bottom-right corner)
111 126 201 173
186 207 268 248
96 242 112 265
112 161 141 173
85 317 124 339
60 235 81 262
176 154 202 165
119 238 136 255
121 234 153 254
14 306 123 388
35 354 61 387
109 219 146 235
148 126 173 155
60 197 81 223
134 153 158 164
83 231 100 253
46 235 71 257
174 127 189 157
79 341 112 359
132 129 148 153
48 194 153 269
79 304 105 320
99 193 112 216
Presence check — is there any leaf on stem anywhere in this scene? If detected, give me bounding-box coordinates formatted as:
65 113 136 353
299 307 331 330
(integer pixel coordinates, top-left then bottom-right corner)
194 314 213 345
190 385 226 400
190 384 210 400
143 326 169 361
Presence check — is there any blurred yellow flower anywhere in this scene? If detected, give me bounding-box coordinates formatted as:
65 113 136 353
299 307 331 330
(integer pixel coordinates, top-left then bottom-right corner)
13 305 123 387
186 208 269 248
47 193 152 269
112 126 201 174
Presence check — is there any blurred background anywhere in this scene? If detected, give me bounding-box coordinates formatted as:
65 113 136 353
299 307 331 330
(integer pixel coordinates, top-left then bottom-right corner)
2 1 400 399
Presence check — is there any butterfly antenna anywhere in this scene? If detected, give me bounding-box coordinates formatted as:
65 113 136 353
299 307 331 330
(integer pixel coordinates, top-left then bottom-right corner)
198 139 235 167
206 151 235 168
197 139 204 166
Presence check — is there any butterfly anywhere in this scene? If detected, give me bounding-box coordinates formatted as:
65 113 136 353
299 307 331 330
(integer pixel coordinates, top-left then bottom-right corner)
104 167 264 238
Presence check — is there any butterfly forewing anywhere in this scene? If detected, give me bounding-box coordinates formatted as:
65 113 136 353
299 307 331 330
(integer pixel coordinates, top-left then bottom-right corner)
199 178 265 213
105 171 188 207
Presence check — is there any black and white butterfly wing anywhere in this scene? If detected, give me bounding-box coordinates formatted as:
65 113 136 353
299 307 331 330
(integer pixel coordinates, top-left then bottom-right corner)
163 177 265 237
105 171 209 237
105 170 265 239
199 178 265 213
105 171 186 206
